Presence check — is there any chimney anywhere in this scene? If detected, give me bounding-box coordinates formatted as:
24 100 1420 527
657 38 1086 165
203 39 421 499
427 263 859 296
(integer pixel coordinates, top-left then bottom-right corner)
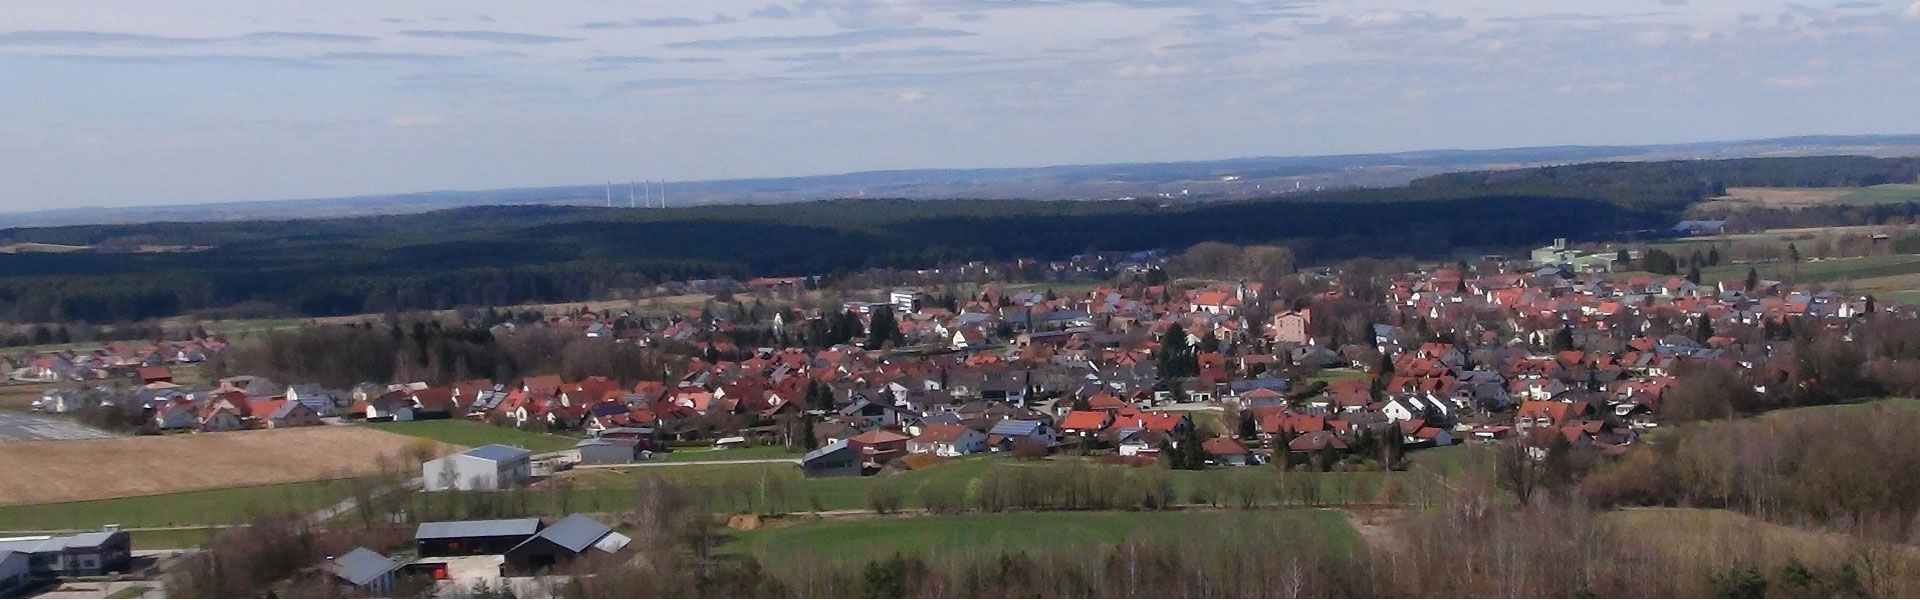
1553 238 1567 250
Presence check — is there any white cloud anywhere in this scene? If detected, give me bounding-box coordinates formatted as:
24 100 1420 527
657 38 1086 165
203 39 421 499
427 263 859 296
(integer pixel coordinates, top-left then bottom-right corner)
894 90 925 102
1904 1 1920 19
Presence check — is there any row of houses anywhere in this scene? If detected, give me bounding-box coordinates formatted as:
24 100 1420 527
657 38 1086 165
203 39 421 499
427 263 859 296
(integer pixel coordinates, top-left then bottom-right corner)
4 339 220 383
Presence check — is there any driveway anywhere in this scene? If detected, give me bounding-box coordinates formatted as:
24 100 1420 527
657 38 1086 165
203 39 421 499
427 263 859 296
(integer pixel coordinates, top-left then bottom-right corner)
0 410 115 441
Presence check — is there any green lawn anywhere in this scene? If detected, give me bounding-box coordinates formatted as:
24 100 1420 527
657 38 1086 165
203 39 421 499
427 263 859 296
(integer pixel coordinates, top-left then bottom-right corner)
652 445 804 463
1756 397 1920 421
558 455 1008 514
1616 254 1920 288
367 419 578 453
731 509 1358 568
0 479 359 530
1307 368 1370 385
554 453 1436 515
1405 443 1484 478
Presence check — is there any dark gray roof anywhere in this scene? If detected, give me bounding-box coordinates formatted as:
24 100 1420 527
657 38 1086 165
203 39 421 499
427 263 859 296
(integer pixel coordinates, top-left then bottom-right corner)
0 530 123 554
329 547 399 586
802 439 851 462
574 438 638 448
415 518 541 540
0 537 67 554
597 426 653 436
519 513 612 553
464 444 531 463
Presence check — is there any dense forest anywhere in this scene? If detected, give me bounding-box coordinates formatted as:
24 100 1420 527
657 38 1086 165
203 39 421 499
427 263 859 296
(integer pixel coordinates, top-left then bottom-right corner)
2 155 1915 323
1412 155 1920 211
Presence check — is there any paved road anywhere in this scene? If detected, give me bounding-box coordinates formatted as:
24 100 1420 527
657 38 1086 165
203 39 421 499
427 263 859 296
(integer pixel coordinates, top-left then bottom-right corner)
572 458 801 469
0 410 115 441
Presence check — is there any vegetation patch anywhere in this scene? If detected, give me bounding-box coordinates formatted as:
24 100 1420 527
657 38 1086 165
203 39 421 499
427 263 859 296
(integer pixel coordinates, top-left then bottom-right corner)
651 444 803 463
0 479 360 529
731 509 1358 568
366 419 577 454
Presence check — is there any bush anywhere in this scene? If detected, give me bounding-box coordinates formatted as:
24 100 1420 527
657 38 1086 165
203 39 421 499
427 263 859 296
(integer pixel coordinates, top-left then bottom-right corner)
867 479 905 514
1011 438 1050 459
918 482 962 514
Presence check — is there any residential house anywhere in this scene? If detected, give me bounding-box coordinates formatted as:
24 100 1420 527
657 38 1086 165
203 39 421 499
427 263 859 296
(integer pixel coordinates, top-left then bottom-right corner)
1201 436 1253 466
152 396 199 430
907 424 986 457
847 429 912 466
1270 310 1312 345
366 392 416 422
986 419 1057 451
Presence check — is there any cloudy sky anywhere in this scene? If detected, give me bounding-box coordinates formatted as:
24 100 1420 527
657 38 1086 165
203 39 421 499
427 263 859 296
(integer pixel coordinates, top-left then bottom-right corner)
3 0 1919 211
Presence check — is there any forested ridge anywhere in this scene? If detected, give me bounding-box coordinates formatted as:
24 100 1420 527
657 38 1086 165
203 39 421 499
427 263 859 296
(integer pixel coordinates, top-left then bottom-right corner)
2 155 1915 323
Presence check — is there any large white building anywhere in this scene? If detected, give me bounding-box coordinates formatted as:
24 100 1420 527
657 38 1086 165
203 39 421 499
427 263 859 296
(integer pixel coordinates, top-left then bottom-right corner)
422 444 533 491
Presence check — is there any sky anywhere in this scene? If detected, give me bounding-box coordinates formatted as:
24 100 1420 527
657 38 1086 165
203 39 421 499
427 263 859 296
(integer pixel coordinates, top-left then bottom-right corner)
2 0 1919 211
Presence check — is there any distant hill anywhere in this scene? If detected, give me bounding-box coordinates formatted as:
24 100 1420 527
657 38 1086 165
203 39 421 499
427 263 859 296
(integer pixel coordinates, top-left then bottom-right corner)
6 134 1920 228
10 154 1920 324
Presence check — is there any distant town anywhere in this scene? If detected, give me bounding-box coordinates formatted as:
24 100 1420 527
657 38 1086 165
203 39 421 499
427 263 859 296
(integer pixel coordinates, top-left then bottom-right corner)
5 214 1920 597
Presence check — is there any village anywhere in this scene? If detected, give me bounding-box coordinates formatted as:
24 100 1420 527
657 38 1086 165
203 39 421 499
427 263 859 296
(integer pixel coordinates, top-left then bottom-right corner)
1 230 1914 597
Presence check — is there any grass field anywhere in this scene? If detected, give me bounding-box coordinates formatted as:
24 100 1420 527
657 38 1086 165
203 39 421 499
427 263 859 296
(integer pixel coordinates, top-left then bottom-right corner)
1404 443 1482 477
731 509 1358 568
554 450 1452 515
1307 368 1370 385
1755 397 1920 421
1615 253 1920 300
0 426 445 506
1707 185 1920 210
1840 183 1920 206
653 445 804 463
558 455 1008 514
367 419 578 454
0 478 361 529
1602 507 1908 566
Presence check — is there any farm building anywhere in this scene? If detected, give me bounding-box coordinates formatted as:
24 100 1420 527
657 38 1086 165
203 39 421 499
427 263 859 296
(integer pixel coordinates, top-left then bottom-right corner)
0 529 132 577
574 437 645 465
801 439 861 478
422 444 532 491
326 547 400 597
503 514 630 575
416 518 542 557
